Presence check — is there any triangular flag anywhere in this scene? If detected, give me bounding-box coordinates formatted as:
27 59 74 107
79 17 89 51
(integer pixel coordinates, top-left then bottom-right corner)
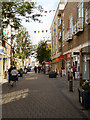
26 31 28 34
42 30 44 33
58 29 61 32
22 31 25 34
54 29 56 32
45 11 47 13
76 27 78 30
34 31 36 33
46 30 48 32
38 31 40 33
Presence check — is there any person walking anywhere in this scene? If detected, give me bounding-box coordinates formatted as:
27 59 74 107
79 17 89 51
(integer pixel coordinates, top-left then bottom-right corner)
34 66 37 73
11 66 18 87
72 65 76 80
8 65 13 84
38 66 41 73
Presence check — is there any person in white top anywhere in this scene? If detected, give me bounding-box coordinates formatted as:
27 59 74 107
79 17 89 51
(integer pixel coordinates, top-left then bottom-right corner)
11 66 18 87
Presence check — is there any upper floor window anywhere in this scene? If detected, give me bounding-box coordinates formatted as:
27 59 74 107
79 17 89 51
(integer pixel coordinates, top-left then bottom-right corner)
85 3 90 24
78 2 83 18
85 8 88 24
62 21 64 45
59 18 61 25
69 15 73 34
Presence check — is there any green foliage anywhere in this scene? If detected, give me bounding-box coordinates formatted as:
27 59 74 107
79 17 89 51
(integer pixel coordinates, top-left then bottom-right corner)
36 41 51 65
2 1 43 26
14 29 32 60
49 71 55 73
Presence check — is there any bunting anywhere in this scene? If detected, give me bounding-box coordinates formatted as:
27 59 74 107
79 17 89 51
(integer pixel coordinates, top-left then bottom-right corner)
16 45 51 49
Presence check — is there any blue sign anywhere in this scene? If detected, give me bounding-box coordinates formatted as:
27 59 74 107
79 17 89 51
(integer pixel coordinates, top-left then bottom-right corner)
0 49 3 53
20 60 22 62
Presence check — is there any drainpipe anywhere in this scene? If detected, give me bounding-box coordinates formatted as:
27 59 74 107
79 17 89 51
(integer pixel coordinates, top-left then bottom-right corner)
79 48 82 86
69 52 73 92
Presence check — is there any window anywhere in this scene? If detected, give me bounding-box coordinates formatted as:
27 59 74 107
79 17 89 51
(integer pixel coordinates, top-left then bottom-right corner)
85 8 88 24
85 3 90 24
62 21 64 46
78 2 83 18
69 15 73 34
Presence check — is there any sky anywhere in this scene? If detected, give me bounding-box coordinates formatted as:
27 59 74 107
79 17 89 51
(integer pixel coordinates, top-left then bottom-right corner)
21 0 60 45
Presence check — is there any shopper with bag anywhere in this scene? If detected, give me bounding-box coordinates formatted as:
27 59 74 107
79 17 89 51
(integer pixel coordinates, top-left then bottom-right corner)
11 66 18 87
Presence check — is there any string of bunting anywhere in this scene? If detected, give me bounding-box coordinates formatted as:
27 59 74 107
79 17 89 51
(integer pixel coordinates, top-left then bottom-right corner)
4 25 88 35
15 45 51 49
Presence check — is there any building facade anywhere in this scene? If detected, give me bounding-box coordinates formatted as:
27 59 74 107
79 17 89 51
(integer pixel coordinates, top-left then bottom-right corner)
51 1 90 80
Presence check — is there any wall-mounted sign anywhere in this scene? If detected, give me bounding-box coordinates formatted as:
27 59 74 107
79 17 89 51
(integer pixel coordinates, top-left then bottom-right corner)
60 55 64 59
55 57 60 62
0 49 3 53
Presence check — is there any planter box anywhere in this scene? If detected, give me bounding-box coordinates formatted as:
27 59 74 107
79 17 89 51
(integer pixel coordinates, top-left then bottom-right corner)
78 88 90 109
49 73 57 78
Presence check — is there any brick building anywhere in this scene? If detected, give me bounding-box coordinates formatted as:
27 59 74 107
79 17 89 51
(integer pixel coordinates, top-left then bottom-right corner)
51 1 90 80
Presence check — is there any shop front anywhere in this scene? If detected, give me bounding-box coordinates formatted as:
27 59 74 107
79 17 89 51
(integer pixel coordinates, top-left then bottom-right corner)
82 53 90 80
55 57 60 74
64 53 71 75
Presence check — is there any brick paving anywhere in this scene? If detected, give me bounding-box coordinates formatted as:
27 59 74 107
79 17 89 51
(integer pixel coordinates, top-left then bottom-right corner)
2 72 90 118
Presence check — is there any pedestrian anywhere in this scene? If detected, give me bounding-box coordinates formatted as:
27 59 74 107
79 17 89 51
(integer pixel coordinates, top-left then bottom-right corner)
38 66 41 73
8 65 13 84
34 66 37 73
72 65 76 80
11 66 18 87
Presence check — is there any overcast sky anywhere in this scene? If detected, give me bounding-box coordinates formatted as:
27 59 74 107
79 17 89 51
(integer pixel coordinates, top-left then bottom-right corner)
21 0 60 45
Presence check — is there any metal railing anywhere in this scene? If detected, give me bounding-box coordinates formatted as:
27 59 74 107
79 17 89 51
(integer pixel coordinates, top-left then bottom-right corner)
65 28 73 42
58 31 62 40
73 17 83 35
77 17 83 31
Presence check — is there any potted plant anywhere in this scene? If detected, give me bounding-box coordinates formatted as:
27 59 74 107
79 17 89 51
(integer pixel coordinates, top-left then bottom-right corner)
49 71 57 78
78 80 90 109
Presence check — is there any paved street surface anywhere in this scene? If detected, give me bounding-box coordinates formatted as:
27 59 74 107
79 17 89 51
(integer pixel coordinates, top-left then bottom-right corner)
2 71 90 119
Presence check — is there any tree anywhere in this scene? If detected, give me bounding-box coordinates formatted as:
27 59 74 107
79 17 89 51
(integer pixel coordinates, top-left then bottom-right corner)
14 28 32 67
2 1 43 27
36 41 51 65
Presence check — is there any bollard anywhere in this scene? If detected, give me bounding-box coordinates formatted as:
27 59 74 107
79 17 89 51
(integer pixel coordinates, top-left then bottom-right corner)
69 74 73 91
69 80 73 91
68 72 70 81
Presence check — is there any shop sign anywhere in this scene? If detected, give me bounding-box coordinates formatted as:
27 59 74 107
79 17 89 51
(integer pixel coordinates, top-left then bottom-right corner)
55 57 60 62
60 55 64 59
65 53 71 59
0 49 3 53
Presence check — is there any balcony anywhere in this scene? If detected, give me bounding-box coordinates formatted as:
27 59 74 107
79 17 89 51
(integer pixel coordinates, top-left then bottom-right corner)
58 31 62 41
58 18 62 28
73 17 83 35
65 29 73 42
